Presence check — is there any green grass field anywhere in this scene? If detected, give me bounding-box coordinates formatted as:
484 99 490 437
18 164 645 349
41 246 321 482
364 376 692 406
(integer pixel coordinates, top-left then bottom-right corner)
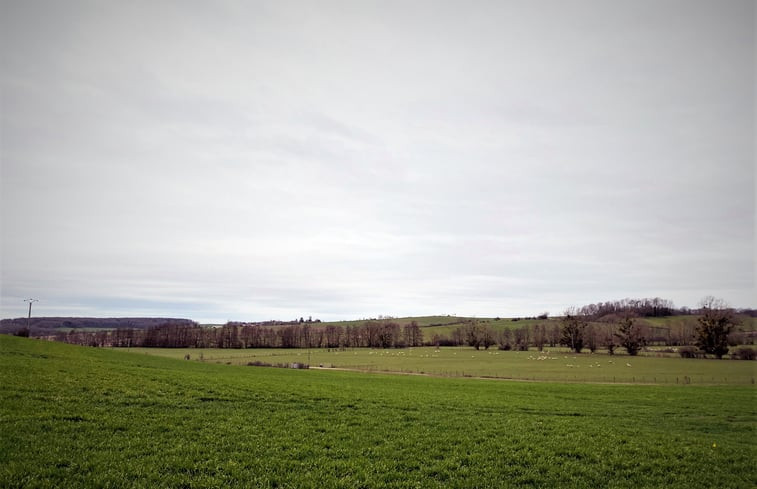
125 346 757 385
1 336 755 488
315 315 469 328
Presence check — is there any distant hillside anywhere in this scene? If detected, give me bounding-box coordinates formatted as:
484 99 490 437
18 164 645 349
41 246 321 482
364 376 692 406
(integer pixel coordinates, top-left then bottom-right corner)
298 314 552 329
0 317 196 336
242 315 476 329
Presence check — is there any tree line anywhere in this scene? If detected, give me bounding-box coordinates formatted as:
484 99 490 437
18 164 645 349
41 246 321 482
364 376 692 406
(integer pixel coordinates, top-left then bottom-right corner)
441 296 752 359
554 296 749 359
52 311 751 361
9 296 753 359
0 317 195 336
56 321 424 349
574 297 678 319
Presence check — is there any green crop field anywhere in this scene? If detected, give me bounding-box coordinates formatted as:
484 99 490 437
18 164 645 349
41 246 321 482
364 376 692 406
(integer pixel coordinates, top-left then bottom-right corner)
1 336 755 488
125 346 757 385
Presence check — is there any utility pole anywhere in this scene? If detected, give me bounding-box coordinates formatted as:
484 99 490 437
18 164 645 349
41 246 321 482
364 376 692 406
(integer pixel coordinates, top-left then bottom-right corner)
24 299 38 331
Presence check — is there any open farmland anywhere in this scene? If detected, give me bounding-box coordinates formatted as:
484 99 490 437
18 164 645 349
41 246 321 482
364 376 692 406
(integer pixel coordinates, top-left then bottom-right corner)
2 335 755 488
126 346 757 385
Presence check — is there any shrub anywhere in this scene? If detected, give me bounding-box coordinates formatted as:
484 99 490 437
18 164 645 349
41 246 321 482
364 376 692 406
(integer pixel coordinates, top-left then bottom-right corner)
678 346 699 359
695 298 738 359
732 347 756 361
616 317 646 356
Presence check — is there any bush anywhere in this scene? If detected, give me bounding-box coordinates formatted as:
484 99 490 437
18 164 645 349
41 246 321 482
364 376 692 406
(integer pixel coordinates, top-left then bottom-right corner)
678 346 699 359
247 360 272 367
732 347 756 361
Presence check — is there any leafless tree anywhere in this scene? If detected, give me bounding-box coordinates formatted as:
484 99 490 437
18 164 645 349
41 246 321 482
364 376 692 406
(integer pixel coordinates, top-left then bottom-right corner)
616 316 646 356
695 296 739 359
561 309 588 353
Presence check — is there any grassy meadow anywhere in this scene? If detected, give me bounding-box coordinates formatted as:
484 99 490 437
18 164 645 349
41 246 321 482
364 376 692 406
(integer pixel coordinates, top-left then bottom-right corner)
1 335 756 488
125 346 757 384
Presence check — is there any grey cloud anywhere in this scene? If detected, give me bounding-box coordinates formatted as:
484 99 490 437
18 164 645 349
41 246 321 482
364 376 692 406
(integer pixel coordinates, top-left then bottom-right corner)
1 0 754 321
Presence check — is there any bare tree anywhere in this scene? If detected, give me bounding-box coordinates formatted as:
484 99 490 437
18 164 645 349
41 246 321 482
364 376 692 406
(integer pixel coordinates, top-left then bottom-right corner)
560 309 588 353
616 316 646 356
325 325 342 348
497 328 513 350
460 321 495 350
585 324 598 353
549 324 561 348
533 324 546 351
602 323 618 355
480 325 496 350
695 296 739 359
514 325 530 351
403 321 423 347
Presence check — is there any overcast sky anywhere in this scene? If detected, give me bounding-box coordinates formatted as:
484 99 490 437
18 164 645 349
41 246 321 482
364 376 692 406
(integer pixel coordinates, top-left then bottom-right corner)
1 0 754 323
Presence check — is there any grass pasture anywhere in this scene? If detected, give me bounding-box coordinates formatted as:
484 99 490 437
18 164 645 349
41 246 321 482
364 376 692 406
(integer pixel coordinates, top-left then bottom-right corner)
1 336 756 488
126 346 757 385
315 315 469 328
